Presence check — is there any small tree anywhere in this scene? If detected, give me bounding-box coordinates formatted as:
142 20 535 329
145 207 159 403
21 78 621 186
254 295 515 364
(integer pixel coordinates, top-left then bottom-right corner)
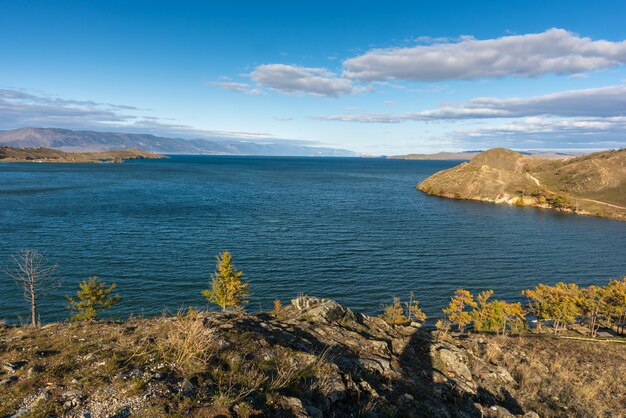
578 285 609 337
380 293 427 326
202 251 250 311
405 291 427 323
603 277 626 335
549 282 581 334
380 297 407 325
521 284 552 332
8 249 58 327
523 282 580 335
442 289 477 332
67 276 120 321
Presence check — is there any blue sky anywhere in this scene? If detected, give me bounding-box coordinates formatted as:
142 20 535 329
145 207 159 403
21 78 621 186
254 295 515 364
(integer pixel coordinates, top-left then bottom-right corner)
1 0 626 154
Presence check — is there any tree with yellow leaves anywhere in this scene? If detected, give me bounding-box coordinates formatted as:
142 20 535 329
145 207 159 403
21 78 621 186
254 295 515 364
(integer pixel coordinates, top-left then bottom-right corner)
405 291 427 323
470 290 526 335
380 293 427 326
442 289 477 332
380 297 407 325
522 282 580 334
202 251 250 311
578 285 607 337
521 284 552 332
603 277 626 335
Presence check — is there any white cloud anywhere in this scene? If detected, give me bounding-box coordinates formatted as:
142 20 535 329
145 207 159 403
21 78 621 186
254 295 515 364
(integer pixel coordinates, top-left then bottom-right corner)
316 85 626 123
0 88 273 140
250 64 358 97
343 28 626 81
459 116 626 147
207 81 263 95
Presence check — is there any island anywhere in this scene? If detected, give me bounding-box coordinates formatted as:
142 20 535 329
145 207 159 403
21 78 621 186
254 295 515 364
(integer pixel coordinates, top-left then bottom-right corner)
0 146 165 163
417 148 626 221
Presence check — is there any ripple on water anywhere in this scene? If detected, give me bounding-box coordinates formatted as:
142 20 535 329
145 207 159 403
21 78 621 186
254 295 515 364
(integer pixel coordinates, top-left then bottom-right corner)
0 156 625 322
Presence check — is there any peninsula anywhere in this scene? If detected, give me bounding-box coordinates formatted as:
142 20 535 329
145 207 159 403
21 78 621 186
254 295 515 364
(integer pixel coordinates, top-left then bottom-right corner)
0 146 164 163
417 148 626 221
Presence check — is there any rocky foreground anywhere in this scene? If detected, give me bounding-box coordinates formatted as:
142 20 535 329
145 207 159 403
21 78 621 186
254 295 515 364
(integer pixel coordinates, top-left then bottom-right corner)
0 146 164 163
417 148 626 221
1 296 625 418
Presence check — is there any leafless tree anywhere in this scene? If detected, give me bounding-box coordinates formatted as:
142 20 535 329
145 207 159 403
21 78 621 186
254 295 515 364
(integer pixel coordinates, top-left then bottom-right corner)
8 249 58 327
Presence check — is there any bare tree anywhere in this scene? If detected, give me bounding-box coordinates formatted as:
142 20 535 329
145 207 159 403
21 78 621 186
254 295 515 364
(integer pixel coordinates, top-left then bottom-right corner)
8 250 58 327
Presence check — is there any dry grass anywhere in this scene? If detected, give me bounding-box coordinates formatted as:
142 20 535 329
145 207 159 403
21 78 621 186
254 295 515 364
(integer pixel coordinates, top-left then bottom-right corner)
468 335 626 418
151 308 216 375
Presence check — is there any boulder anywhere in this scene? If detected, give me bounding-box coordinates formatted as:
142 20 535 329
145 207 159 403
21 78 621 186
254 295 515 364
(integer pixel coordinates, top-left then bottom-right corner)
290 295 356 324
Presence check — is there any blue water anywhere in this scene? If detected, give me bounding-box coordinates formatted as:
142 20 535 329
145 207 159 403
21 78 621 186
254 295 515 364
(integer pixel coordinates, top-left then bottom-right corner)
1 156 625 323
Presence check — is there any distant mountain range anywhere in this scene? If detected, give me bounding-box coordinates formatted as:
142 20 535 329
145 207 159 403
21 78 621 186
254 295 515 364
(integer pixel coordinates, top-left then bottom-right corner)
389 150 578 160
0 128 357 157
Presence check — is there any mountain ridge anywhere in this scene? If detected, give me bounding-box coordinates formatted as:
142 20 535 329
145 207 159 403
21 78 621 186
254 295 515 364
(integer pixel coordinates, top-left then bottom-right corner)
0 127 357 157
389 150 579 160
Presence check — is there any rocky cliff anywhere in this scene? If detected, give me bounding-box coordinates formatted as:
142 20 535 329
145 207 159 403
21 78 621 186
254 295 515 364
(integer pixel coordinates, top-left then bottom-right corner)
1 296 624 417
417 148 626 221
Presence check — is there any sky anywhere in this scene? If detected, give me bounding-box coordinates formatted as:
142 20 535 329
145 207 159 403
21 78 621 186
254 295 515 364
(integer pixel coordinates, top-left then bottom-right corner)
1 0 626 155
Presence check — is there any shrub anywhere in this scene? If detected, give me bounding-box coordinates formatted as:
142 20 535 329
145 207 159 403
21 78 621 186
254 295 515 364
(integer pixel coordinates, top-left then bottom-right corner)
66 276 120 321
273 299 283 314
380 297 407 325
380 293 427 326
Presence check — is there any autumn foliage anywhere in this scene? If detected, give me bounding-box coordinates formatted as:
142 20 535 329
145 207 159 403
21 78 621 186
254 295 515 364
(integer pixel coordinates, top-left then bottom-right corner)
380 293 427 326
439 277 626 337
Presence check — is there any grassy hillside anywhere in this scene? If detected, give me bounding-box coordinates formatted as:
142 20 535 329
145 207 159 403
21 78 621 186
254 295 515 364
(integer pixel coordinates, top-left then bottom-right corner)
417 148 626 221
0 146 165 163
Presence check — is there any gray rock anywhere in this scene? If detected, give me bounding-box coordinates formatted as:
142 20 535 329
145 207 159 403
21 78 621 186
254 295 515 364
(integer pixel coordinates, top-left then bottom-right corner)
62 389 84 408
291 295 356 324
438 348 473 382
3 360 27 373
180 378 195 395
1 375 18 385
281 397 308 416
523 412 540 418
326 374 347 403
27 364 44 378
305 405 323 418
485 405 516 417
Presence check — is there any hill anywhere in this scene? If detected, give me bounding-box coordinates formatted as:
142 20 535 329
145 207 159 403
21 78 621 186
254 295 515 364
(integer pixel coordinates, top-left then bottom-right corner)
417 148 626 221
0 146 164 163
1 296 624 417
389 150 577 160
0 128 357 157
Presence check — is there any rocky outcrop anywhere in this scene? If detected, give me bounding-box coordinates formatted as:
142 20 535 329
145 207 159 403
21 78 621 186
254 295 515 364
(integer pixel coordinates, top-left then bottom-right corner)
2 296 623 417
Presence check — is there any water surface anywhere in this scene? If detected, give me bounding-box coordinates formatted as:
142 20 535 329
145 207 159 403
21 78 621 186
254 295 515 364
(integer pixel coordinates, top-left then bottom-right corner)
1 156 625 322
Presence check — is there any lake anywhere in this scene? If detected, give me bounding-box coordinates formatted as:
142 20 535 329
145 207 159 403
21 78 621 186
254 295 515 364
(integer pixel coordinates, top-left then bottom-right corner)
1 156 625 323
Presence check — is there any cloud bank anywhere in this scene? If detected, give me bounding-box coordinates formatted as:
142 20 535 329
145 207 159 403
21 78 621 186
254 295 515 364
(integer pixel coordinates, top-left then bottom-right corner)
460 116 626 148
343 28 626 81
316 85 626 122
211 29 626 98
